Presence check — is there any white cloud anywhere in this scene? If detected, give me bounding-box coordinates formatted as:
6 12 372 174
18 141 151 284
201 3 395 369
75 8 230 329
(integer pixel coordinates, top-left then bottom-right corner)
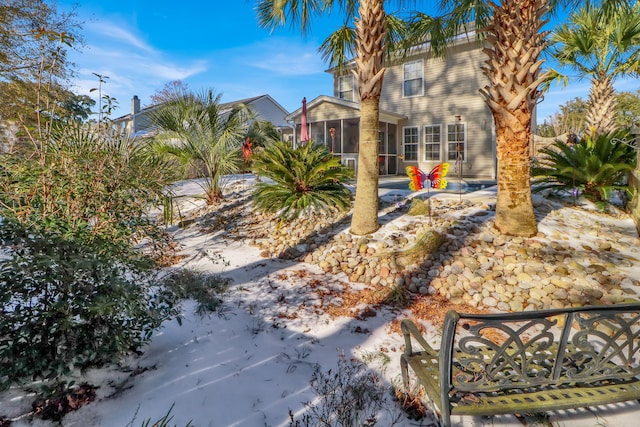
63 10 339 115
139 61 208 81
67 19 210 114
249 51 323 76
87 21 156 54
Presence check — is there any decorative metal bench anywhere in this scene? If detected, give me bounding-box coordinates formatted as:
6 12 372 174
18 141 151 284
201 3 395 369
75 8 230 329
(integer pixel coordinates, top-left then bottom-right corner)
400 303 640 426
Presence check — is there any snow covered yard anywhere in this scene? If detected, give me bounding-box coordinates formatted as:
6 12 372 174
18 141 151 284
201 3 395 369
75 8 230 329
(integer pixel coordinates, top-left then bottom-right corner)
2 176 640 427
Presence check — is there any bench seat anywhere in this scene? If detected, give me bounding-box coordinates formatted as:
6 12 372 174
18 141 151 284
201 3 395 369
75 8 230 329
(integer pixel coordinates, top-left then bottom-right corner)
401 304 640 426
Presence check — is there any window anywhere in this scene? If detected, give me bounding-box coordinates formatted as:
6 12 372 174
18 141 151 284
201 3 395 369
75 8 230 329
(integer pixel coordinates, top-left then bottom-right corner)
403 60 424 97
447 123 466 162
310 123 325 146
343 118 359 152
388 124 397 154
403 127 419 161
326 120 341 153
338 75 354 101
423 125 441 161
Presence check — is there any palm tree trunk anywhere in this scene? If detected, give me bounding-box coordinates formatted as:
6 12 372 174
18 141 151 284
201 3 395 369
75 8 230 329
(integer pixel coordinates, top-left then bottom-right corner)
586 74 618 136
480 0 547 237
350 0 386 236
494 112 537 235
352 98 381 235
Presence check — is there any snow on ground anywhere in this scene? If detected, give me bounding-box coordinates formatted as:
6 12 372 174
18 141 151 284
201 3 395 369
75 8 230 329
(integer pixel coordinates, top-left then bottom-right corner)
2 175 640 427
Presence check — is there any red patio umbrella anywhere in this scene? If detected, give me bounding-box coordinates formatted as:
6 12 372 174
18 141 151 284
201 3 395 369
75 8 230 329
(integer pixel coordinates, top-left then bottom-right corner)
300 97 310 143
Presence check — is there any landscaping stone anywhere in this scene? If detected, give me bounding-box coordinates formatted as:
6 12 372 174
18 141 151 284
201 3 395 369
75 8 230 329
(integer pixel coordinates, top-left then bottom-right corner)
225 194 639 313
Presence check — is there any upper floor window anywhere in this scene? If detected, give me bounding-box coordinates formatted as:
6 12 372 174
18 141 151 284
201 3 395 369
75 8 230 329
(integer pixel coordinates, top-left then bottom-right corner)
403 126 419 161
403 60 424 97
423 125 441 161
338 75 354 101
447 123 466 162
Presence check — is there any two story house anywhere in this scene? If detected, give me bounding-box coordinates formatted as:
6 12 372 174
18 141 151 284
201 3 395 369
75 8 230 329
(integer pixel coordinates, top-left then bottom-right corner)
285 37 496 180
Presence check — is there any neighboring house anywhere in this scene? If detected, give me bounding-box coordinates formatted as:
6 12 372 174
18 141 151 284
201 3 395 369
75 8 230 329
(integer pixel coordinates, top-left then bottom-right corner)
286 38 497 179
112 94 292 140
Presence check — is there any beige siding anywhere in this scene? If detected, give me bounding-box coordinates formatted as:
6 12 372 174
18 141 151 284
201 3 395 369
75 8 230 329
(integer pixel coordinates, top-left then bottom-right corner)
307 102 360 122
381 42 495 179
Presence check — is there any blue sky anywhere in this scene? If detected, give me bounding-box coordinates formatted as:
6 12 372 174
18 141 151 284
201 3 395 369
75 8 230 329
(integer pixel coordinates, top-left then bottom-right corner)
58 1 638 122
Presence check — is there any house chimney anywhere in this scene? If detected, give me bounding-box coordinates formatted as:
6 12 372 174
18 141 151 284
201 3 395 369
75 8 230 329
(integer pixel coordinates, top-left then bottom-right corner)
132 95 140 115
131 95 141 134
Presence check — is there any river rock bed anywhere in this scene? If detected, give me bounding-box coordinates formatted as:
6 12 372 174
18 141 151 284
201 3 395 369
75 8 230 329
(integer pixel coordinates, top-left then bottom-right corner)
198 182 640 313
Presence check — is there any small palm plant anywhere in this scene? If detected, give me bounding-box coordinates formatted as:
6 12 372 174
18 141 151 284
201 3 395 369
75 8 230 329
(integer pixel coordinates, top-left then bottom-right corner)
252 140 353 220
532 130 636 208
149 89 250 204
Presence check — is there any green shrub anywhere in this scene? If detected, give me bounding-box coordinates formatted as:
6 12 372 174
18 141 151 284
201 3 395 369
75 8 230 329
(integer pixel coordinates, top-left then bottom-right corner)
0 123 179 389
252 141 353 220
532 130 636 208
0 123 176 259
0 220 180 390
148 88 250 204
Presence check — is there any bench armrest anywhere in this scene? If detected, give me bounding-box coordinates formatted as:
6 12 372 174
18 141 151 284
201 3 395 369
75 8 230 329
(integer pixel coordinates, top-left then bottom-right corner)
401 319 436 355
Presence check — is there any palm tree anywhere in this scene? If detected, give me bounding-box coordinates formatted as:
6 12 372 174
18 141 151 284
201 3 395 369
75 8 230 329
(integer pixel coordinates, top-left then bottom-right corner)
256 0 388 235
257 0 549 237
410 1 632 236
256 1 630 238
551 2 640 136
149 89 250 205
477 0 547 237
408 0 551 236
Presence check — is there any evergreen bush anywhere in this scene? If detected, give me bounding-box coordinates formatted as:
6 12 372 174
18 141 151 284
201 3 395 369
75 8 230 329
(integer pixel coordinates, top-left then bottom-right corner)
532 130 637 208
0 123 180 389
252 140 353 220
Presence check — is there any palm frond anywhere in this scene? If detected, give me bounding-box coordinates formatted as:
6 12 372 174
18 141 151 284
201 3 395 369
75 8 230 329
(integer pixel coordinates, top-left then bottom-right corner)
148 88 248 204
252 140 353 220
532 130 636 205
255 0 337 35
320 24 357 71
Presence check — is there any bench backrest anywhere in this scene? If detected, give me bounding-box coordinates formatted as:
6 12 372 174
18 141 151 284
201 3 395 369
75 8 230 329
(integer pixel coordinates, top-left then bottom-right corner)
440 303 640 394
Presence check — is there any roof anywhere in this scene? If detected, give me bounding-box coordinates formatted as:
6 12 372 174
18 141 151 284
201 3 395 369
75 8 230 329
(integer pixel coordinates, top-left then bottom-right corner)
219 94 289 120
113 94 289 124
324 26 479 74
219 95 265 110
285 95 407 123
112 103 160 123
